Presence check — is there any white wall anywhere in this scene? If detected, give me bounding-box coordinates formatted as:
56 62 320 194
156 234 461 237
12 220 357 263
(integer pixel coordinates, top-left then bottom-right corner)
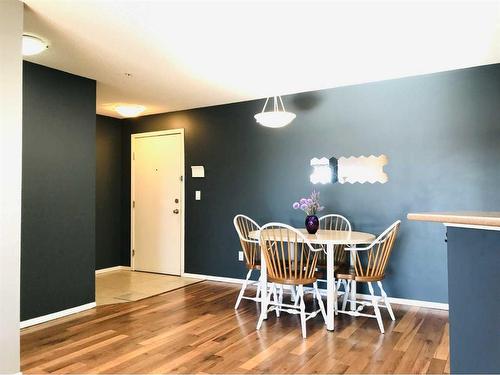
0 0 23 373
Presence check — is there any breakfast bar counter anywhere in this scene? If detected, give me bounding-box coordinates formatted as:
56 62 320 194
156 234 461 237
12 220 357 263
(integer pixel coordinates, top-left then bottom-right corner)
408 212 500 374
407 211 500 227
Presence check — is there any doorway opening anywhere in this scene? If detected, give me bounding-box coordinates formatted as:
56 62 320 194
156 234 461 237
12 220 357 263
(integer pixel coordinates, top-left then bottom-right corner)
95 129 192 306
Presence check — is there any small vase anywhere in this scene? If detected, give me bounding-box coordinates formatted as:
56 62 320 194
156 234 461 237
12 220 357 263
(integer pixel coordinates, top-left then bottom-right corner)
305 215 319 234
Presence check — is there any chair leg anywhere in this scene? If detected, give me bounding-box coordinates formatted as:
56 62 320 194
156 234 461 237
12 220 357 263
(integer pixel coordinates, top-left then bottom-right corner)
293 286 300 306
289 285 297 303
334 280 340 315
313 282 327 323
335 280 340 315
298 285 307 338
342 280 350 311
255 275 262 299
272 284 280 317
335 279 346 314
341 279 347 292
278 284 284 305
256 283 270 330
235 269 252 309
377 281 395 321
368 282 384 334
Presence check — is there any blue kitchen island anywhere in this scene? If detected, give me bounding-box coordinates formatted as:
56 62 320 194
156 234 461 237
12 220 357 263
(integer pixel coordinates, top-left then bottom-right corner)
408 212 500 374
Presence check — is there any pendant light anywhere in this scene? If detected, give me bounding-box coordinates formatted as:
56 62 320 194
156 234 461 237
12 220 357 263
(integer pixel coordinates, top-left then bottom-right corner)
22 34 48 56
254 96 296 128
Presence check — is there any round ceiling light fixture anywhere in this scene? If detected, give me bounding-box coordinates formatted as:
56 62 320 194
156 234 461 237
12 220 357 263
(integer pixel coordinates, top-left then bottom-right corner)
254 96 296 128
22 34 48 56
114 104 146 118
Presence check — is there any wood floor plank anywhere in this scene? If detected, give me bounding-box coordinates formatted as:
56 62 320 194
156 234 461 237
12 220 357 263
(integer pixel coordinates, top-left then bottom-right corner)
239 329 298 370
67 305 149 332
394 309 427 352
52 362 87 374
21 281 449 374
427 358 447 374
25 334 128 372
21 330 117 368
411 312 448 374
394 333 427 373
444 355 451 374
290 327 326 355
433 322 450 360
84 336 177 373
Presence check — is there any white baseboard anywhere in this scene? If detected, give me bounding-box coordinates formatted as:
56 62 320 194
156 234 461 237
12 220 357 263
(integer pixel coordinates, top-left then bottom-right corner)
356 293 448 310
181 272 449 311
182 272 244 284
95 265 131 275
20 302 96 328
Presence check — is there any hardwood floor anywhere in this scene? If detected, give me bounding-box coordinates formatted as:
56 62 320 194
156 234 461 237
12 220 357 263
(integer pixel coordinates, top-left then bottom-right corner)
21 281 450 374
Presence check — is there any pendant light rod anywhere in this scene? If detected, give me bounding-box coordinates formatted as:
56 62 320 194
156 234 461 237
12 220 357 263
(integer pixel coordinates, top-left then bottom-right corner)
261 97 270 114
259 96 288 113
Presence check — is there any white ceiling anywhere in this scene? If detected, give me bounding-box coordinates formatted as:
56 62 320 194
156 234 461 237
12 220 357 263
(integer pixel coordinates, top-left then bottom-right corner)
23 0 500 119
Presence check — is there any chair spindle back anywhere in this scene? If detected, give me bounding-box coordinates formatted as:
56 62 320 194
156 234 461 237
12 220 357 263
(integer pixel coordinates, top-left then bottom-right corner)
318 214 352 265
233 215 261 269
354 220 401 281
259 223 320 284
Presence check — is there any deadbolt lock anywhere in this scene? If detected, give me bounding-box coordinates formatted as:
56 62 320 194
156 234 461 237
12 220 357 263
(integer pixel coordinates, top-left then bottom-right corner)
174 198 179 203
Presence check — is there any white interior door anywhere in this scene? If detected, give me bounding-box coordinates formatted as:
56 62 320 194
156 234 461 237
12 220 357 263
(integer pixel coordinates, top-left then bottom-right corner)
132 132 183 275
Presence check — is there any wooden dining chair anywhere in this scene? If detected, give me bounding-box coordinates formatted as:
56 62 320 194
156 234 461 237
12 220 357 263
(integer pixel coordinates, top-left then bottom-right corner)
315 214 352 311
233 214 263 309
257 223 326 338
336 220 401 333
318 214 352 265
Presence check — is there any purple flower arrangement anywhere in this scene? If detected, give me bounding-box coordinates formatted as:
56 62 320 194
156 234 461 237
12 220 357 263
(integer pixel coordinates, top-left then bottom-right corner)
292 190 324 216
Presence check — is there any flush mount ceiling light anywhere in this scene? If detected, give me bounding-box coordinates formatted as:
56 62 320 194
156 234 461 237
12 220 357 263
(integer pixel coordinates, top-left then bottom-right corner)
114 104 145 118
254 96 296 128
22 34 48 56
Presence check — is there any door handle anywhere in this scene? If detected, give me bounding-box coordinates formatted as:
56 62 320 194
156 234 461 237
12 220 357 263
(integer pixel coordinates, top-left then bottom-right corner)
173 209 179 214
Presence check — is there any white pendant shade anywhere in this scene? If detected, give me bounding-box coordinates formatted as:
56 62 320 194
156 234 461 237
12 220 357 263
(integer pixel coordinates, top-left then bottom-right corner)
254 111 296 128
254 96 296 128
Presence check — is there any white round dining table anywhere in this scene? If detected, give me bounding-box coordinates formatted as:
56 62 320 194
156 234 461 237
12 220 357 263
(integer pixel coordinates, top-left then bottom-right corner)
248 228 375 331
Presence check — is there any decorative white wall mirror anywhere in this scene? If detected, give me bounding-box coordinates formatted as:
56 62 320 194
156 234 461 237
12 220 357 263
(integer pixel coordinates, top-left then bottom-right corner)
310 155 388 184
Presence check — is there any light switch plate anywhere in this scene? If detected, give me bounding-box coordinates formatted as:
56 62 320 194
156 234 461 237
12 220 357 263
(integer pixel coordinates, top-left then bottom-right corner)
191 166 205 178
238 251 243 261
195 190 201 200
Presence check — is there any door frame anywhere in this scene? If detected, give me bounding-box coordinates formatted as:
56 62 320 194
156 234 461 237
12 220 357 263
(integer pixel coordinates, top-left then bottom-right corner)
130 128 185 275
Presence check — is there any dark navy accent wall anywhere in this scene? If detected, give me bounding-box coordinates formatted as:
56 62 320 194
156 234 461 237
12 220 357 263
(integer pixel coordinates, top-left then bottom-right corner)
96 115 123 270
122 64 500 303
21 62 96 320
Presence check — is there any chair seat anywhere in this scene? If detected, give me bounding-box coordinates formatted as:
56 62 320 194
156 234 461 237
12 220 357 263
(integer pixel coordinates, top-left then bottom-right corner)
315 262 348 280
267 275 318 286
335 265 384 282
264 264 320 285
335 264 356 280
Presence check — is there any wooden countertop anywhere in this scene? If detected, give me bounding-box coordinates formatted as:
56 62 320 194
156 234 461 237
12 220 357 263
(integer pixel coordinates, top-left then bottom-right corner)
407 212 500 228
